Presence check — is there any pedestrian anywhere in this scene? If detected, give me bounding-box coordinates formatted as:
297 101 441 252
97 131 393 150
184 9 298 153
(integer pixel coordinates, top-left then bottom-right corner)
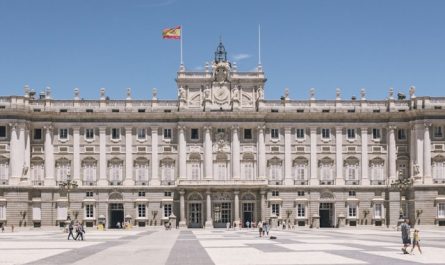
400 219 411 254
246 220 250 229
67 222 75 240
226 222 230 230
11 224 14 233
257 221 263 237
410 229 422 255
1 223 4 233
264 222 270 236
75 222 85 241
282 221 286 230
116 221 121 229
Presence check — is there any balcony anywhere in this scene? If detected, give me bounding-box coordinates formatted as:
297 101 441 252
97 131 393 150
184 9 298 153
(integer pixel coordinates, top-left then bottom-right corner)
370 180 386 185
109 180 122 186
32 180 44 186
345 180 361 185
177 179 268 187
135 180 149 186
82 181 97 186
433 179 445 184
294 180 308 185
319 180 335 185
0 179 8 185
268 180 283 185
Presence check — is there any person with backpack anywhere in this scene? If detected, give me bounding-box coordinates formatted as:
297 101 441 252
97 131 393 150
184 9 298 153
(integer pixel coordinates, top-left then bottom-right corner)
75 222 85 241
67 221 75 240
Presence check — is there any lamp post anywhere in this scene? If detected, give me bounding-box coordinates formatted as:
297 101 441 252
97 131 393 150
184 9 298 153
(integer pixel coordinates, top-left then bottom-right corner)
59 173 78 223
390 171 414 223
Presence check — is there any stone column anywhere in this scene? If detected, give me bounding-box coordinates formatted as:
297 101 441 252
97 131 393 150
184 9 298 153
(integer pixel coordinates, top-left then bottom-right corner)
204 126 213 179
310 127 318 185
388 126 397 182
124 127 134 186
9 124 19 183
260 190 266 222
151 127 160 186
284 127 293 185
232 126 240 179
205 191 213 228
179 190 187 228
23 125 31 182
258 125 266 179
415 124 424 177
234 191 240 227
361 127 369 185
335 126 344 185
73 127 81 183
178 126 187 180
423 123 432 184
97 126 108 186
409 124 416 178
44 125 55 186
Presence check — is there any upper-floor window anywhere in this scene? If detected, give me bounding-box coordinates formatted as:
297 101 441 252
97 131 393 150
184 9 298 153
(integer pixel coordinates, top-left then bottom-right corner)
372 128 381 140
271 203 280 216
348 205 357 218
438 203 445 218
244 129 252 140
164 191 172 197
34 128 42 140
297 191 305 196
85 128 94 140
296 129 305 139
164 128 172 139
111 128 120 140
191 128 199 140
137 128 146 140
348 191 356 197
434 126 443 138
138 191 146 197
272 190 279 196
271 128 279 139
321 128 330 139
86 191 94 197
347 129 355 140
397 129 407 140
0 126 6 138
59 128 68 140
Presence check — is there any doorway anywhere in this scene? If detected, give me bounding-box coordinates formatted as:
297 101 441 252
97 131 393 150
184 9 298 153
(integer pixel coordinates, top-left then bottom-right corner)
319 203 334 228
109 203 124 228
213 202 232 228
243 203 254 227
189 203 202 228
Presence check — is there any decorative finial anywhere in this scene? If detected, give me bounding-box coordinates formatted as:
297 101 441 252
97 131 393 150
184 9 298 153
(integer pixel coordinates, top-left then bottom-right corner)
360 88 366 100
389 87 394 100
152 88 158 100
409 86 416 99
126 88 132 100
336 88 341 100
100 88 106 100
45 86 51 99
74 88 80 100
310 88 315 100
205 62 209 73
24 85 30 98
284 88 289 100
232 62 237 72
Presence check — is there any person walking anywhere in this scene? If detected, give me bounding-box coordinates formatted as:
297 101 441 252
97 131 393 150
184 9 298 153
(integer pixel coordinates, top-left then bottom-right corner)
400 219 411 254
257 221 263 237
410 229 422 255
264 222 270 236
67 222 75 240
1 224 4 233
75 222 85 241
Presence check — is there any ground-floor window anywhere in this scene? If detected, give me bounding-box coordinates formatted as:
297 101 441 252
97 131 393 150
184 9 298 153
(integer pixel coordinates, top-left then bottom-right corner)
85 204 94 218
138 204 146 218
297 204 305 218
438 203 445 218
32 207 41 220
271 203 280 217
164 204 172 218
57 206 67 220
374 203 383 219
0 205 6 220
348 204 357 218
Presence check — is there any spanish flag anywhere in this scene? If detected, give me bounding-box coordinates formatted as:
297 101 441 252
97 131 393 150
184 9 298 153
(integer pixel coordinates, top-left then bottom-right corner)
162 26 181 39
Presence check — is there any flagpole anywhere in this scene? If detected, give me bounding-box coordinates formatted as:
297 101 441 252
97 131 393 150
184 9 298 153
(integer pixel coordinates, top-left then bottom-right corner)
180 25 183 66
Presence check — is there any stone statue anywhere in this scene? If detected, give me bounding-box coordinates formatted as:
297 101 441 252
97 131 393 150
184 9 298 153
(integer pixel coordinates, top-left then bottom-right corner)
409 86 416 99
413 163 420 176
388 87 394 100
179 86 186 101
257 86 264 100
100 88 106 100
232 86 239 101
204 85 211 100
360 88 366 100
152 88 158 100
74 88 80 100
126 88 132 100
336 88 341 100
284 88 289 100
310 88 315 100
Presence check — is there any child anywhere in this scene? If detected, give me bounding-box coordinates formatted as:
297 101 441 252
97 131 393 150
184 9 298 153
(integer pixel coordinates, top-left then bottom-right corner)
410 229 422 255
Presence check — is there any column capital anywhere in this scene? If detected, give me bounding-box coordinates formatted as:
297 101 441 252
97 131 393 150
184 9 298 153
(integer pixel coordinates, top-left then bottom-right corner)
72 126 81 132
177 125 186 131
424 122 432 129
206 190 212 195
361 127 368 131
179 190 185 195
284 127 292 134
260 190 266 195
124 126 133 132
388 125 397 131
150 126 159 131
98 126 107 132
335 126 343 133
234 190 240 195
231 125 240 132
204 126 212 132
309 126 317 133
257 124 266 131
44 124 54 132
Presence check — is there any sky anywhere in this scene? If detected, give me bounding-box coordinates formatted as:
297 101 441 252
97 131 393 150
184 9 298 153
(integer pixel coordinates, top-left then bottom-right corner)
1 0 445 101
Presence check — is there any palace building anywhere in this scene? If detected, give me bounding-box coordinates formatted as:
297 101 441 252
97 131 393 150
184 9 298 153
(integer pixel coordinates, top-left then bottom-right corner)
0 42 445 229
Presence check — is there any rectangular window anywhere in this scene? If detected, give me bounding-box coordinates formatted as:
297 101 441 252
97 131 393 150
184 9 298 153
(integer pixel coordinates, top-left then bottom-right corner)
111 128 120 140
272 190 279 196
138 204 146 218
348 191 356 197
0 205 6 220
244 129 252 140
85 128 94 140
297 204 305 217
0 126 6 138
59 128 68 140
347 129 355 139
164 191 172 197
397 129 407 140
34 128 42 140
321 128 330 139
85 204 94 218
191 128 199 140
271 129 279 139
164 204 172 218
438 203 445 218
137 128 146 140
138 191 146 197
372 128 381 140
57 206 67 220
86 191 94 197
297 191 305 196
271 203 280 217
164 128 172 139
374 203 382 219
296 129 305 139
434 126 443 138
32 207 41 220
348 205 357 218
296 166 305 180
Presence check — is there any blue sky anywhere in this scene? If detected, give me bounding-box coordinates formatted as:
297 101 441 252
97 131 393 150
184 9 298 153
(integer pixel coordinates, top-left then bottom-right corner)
1 0 445 100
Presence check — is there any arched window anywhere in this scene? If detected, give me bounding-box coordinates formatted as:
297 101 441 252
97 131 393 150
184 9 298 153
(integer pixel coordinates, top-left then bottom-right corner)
56 158 71 183
108 158 123 185
268 157 282 182
370 158 385 184
134 157 149 184
432 155 445 181
82 157 97 184
344 157 360 184
241 153 255 180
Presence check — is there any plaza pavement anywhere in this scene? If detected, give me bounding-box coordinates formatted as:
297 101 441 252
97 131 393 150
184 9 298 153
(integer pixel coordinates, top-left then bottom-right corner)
1 227 445 265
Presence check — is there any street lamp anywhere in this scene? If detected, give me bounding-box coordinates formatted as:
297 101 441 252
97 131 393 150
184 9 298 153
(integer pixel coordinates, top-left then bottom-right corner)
59 173 78 222
390 171 414 221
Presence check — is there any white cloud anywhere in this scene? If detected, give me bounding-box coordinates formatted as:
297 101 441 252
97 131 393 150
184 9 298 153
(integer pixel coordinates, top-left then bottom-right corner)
232 53 251 61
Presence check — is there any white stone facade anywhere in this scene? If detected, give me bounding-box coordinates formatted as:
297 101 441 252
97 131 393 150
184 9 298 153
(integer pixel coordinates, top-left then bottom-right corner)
0 43 445 229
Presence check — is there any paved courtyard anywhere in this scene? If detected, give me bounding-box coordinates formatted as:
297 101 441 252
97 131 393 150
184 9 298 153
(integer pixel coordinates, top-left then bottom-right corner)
1 227 445 265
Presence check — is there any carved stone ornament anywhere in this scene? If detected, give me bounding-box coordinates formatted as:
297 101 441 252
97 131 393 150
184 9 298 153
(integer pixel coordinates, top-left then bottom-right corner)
212 192 232 201
320 191 335 200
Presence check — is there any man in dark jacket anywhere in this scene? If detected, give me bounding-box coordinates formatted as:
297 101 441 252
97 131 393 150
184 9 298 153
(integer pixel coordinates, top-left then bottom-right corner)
75 222 85 241
67 222 75 240
401 219 411 254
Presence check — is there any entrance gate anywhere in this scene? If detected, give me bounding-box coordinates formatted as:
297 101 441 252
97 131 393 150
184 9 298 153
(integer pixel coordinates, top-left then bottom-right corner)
189 203 202 228
242 203 254 227
319 203 334 228
109 203 124 229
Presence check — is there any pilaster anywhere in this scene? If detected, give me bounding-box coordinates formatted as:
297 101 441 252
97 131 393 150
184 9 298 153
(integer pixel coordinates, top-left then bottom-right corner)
231 126 240 179
388 125 397 182
335 126 344 185
179 190 187 228
124 126 134 186
73 127 81 184
257 125 266 179
178 126 187 180
423 122 432 184
204 126 213 179
205 190 213 228
151 127 160 186
97 126 108 186
44 125 55 186
234 191 240 228
361 127 369 185
310 127 318 185
284 127 293 185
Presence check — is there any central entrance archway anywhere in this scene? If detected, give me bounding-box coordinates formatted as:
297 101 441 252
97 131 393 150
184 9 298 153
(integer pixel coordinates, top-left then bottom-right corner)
319 203 334 228
109 203 124 228
189 203 202 228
